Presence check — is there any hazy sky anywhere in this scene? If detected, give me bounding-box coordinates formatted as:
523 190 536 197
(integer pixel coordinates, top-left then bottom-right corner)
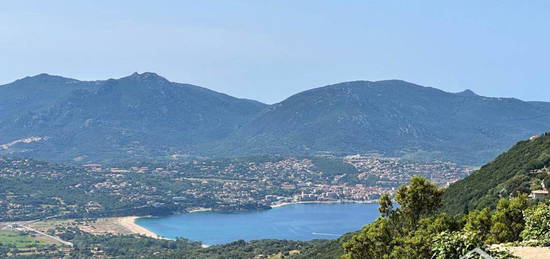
1 1 549 104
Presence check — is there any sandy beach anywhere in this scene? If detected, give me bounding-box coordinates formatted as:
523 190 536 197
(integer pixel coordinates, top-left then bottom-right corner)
117 216 163 239
81 202 375 240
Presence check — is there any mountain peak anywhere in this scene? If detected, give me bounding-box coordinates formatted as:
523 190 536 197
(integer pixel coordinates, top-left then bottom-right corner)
456 89 479 97
124 72 170 83
14 73 77 84
33 73 54 78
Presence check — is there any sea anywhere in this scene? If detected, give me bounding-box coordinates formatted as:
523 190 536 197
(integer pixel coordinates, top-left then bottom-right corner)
135 202 379 245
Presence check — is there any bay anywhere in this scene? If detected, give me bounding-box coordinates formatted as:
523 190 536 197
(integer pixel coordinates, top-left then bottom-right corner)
135 202 379 245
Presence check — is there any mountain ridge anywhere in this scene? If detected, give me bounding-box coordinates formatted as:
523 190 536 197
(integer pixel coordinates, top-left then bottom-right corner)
216 80 550 164
0 72 268 162
1 73 549 165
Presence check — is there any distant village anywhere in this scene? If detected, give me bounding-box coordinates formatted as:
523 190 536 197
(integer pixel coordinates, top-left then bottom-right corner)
76 154 472 211
0 155 473 221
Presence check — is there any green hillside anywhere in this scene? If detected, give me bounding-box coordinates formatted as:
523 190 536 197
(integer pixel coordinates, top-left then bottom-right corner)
2 74 550 165
220 80 550 165
0 73 266 163
442 133 550 215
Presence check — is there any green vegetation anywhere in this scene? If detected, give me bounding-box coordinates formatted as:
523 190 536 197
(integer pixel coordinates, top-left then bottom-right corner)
339 136 550 258
341 177 548 259
61 228 200 258
0 72 267 164
2 135 549 258
171 239 324 259
443 134 550 215
0 231 47 248
0 231 62 258
0 158 195 221
431 231 513 259
220 80 550 165
3 75 550 165
6 154 463 221
1 156 373 221
290 233 355 259
488 195 529 244
1 175 547 258
310 157 358 177
342 177 456 259
1 226 329 259
521 202 550 242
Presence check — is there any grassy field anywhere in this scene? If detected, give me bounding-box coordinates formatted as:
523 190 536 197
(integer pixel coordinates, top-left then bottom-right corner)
0 231 47 248
28 219 76 232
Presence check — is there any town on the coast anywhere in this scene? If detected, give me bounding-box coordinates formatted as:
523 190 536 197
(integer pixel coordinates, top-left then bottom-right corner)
0 154 471 222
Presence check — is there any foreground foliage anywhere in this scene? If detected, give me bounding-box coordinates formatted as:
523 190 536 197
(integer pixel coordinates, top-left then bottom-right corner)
521 202 550 242
343 177 547 259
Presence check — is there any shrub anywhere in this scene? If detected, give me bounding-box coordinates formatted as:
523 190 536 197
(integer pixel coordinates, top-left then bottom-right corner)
520 203 550 242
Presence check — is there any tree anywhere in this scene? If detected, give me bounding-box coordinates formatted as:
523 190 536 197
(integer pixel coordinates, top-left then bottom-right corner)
431 231 483 259
521 202 550 242
488 195 528 243
395 176 444 226
342 218 395 259
343 177 448 259
463 208 492 243
378 194 393 218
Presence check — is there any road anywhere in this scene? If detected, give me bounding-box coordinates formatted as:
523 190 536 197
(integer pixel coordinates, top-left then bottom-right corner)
16 223 73 247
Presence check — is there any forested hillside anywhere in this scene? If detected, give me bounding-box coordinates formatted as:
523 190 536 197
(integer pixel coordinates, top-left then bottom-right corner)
221 80 550 165
0 72 266 163
442 133 550 215
2 74 550 165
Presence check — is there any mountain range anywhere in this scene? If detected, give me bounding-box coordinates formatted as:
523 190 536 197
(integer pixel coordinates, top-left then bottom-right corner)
1 72 549 165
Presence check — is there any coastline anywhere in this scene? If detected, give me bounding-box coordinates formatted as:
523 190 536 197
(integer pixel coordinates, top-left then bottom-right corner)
117 216 167 240
270 200 378 208
188 207 212 213
118 202 376 240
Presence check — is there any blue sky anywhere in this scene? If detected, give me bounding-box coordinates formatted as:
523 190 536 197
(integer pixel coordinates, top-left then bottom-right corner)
1 1 549 103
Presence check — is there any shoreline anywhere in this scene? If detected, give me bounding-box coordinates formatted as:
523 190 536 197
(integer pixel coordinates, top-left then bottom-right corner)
117 216 169 240
121 201 376 240
270 200 378 208
188 207 213 213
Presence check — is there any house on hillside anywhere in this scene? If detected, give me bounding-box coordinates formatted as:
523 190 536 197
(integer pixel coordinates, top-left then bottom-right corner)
530 190 549 200
529 181 549 200
530 132 550 141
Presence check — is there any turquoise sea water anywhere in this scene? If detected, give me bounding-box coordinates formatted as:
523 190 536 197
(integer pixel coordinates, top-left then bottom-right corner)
135 203 379 245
